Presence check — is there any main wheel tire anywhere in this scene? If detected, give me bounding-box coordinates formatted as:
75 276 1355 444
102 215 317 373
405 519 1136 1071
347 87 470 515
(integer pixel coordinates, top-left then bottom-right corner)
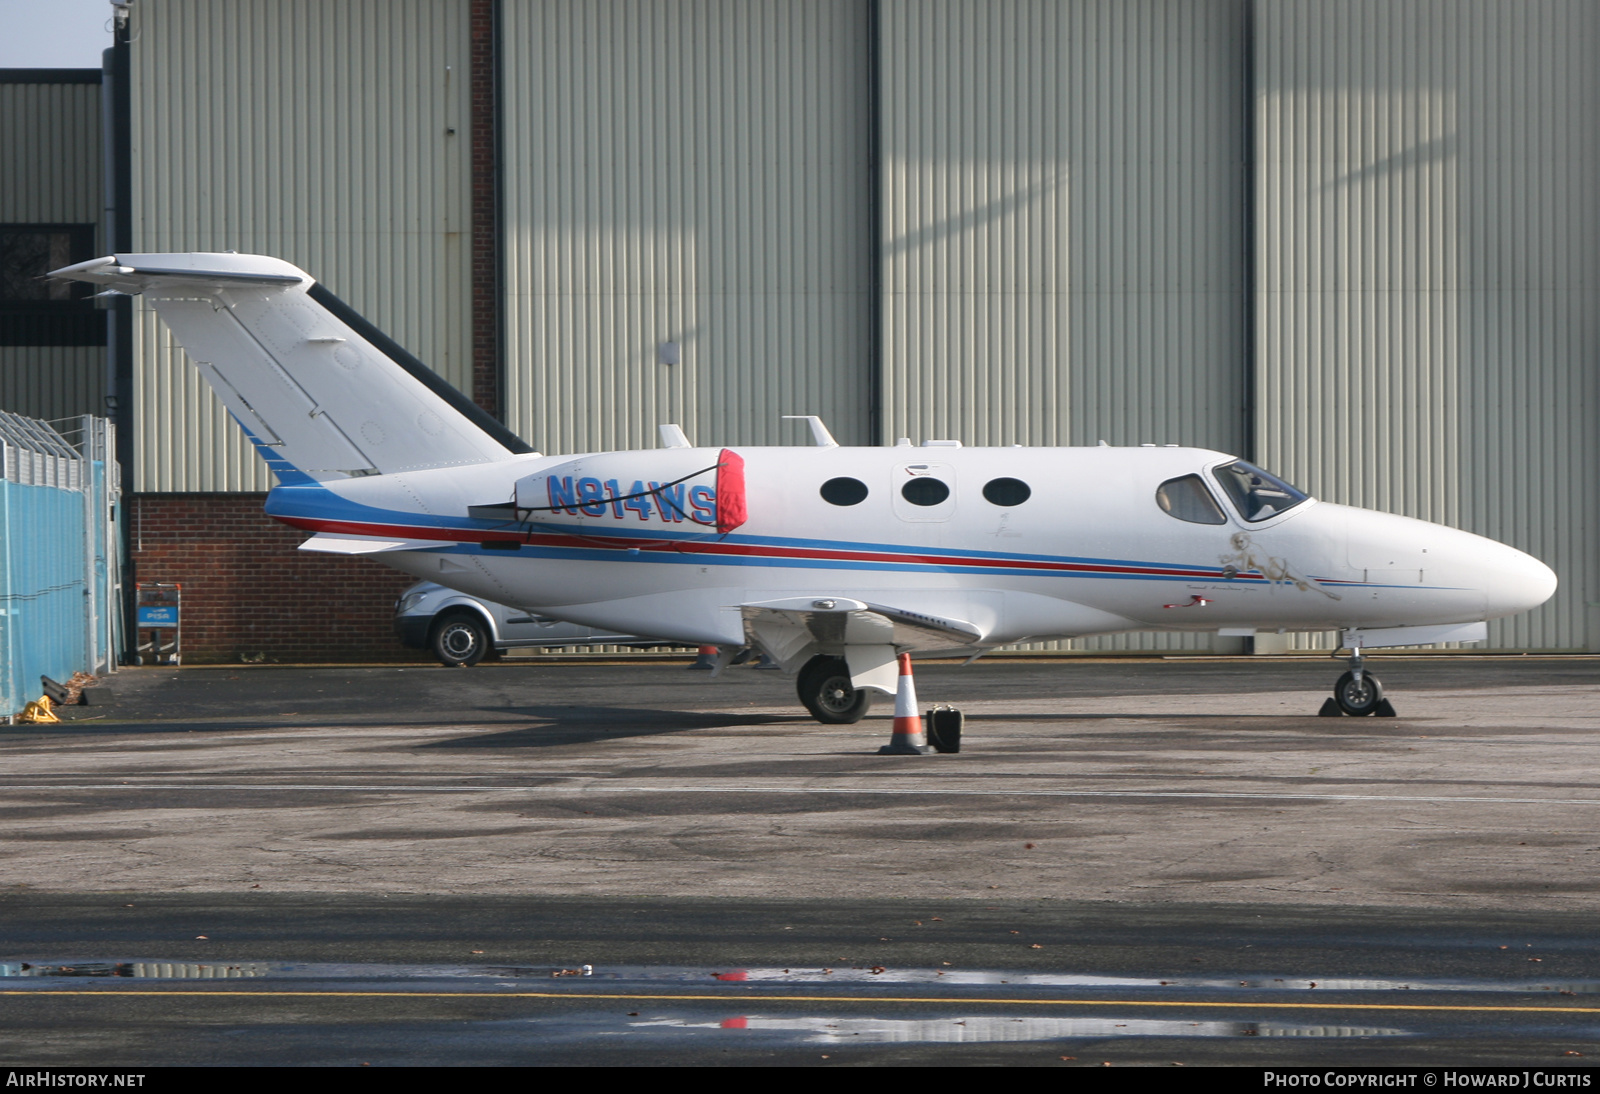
1333 670 1384 716
430 611 492 667
797 655 874 724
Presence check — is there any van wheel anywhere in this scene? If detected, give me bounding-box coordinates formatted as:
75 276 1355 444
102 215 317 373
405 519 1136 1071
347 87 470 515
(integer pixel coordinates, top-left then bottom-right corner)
430 611 491 666
797 655 873 724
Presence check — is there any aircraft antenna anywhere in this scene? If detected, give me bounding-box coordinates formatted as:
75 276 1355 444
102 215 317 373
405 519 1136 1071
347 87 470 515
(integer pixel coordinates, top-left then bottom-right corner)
782 415 839 448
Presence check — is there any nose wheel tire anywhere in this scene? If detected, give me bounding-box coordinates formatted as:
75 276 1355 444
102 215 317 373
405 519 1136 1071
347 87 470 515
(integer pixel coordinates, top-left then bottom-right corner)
797 655 874 724
1333 670 1384 716
430 612 492 667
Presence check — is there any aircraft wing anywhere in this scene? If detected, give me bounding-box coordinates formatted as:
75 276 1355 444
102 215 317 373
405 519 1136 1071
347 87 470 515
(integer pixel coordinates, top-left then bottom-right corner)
854 602 985 648
739 597 985 691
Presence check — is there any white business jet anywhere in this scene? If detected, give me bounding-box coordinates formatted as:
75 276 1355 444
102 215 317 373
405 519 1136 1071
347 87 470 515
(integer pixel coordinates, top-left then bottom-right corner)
54 253 1557 723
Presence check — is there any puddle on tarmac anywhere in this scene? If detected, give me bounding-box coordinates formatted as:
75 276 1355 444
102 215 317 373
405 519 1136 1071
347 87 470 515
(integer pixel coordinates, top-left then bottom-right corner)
0 960 1592 998
548 1013 1408 1043
0 961 269 980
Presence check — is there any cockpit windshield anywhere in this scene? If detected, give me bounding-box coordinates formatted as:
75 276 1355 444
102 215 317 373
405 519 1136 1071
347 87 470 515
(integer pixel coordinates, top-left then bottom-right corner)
1211 461 1309 522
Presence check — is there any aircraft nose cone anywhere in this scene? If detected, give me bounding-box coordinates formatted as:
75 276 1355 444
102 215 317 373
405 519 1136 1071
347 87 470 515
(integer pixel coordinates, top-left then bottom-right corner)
1483 544 1558 619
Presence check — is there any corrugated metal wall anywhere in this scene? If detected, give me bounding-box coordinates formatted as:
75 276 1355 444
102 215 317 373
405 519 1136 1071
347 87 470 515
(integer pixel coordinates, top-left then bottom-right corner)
127 0 474 491
880 0 1250 652
1256 0 1600 650
0 80 103 226
880 0 1250 453
0 347 105 425
0 78 106 422
500 0 874 455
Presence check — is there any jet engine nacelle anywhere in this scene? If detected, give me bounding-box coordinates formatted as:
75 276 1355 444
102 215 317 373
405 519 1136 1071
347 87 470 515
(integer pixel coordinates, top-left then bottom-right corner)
511 448 747 534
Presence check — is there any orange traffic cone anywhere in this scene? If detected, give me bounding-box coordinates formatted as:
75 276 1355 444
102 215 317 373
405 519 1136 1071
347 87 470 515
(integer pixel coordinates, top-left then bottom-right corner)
877 653 930 755
688 645 718 670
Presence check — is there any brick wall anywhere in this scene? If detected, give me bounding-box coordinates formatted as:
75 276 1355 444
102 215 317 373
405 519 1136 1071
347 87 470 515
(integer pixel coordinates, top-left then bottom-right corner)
130 493 426 663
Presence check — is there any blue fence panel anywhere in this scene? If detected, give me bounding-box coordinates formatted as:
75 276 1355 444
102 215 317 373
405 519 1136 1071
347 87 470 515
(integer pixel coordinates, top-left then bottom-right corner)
0 479 88 714
0 412 120 718
88 457 119 673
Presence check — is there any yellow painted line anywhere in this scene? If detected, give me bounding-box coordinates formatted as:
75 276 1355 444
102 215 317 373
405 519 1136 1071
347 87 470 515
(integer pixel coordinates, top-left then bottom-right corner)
2 990 1598 1015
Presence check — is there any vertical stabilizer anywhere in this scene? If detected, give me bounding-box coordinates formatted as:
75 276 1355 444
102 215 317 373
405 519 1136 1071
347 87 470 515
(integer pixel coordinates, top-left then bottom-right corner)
50 253 533 481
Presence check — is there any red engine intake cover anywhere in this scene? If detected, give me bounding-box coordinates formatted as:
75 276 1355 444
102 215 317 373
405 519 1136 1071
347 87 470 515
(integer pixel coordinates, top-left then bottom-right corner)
715 448 747 534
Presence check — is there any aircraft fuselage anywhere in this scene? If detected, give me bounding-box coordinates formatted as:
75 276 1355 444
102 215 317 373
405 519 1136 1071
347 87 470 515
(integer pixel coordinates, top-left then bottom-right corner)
268 444 1555 653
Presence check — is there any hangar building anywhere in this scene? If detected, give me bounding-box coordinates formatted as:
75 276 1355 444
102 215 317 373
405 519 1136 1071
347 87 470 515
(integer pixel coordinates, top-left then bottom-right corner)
5 0 1595 660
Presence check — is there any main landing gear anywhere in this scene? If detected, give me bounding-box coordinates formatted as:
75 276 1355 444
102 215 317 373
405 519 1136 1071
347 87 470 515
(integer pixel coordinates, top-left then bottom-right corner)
1320 647 1397 717
796 655 874 724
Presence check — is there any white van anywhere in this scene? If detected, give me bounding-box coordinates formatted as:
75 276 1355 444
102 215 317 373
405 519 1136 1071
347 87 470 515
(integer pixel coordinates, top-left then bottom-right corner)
393 581 670 665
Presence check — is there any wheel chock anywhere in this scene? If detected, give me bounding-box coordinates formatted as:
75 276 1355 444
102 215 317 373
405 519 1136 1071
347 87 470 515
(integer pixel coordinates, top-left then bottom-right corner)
1318 698 1344 717
80 687 115 707
16 696 60 724
1374 699 1398 717
878 653 931 755
39 675 70 705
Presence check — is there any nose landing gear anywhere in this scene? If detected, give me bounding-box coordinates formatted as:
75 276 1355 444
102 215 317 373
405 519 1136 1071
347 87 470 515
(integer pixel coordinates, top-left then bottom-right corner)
1320 646 1398 717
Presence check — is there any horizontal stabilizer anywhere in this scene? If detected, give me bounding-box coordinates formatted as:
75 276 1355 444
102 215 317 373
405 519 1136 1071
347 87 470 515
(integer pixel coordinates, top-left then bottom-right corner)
299 533 439 555
48 254 310 289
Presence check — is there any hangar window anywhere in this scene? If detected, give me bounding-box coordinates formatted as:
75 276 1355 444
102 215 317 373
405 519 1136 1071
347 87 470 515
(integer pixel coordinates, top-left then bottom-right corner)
1155 475 1227 525
1211 461 1308 522
900 477 950 507
0 224 100 347
982 477 1031 506
820 476 869 506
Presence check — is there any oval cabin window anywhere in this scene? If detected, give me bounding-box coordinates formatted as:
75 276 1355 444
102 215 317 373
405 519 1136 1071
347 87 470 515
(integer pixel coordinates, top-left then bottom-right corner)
820 477 869 506
982 477 1031 506
900 477 951 507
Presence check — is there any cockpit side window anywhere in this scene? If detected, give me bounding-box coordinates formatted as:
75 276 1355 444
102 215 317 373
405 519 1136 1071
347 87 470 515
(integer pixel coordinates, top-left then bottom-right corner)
1155 475 1227 525
1211 460 1308 522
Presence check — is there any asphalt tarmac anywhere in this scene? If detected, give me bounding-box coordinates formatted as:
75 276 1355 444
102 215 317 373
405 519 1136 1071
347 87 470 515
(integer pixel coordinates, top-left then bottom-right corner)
2 655 1598 1066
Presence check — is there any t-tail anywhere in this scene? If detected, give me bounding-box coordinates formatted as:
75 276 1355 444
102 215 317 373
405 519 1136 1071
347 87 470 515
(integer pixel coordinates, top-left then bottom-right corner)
49 253 533 483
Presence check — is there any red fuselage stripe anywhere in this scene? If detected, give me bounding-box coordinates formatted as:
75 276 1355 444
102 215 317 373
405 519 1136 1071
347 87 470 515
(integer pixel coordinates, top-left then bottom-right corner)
278 515 1252 581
